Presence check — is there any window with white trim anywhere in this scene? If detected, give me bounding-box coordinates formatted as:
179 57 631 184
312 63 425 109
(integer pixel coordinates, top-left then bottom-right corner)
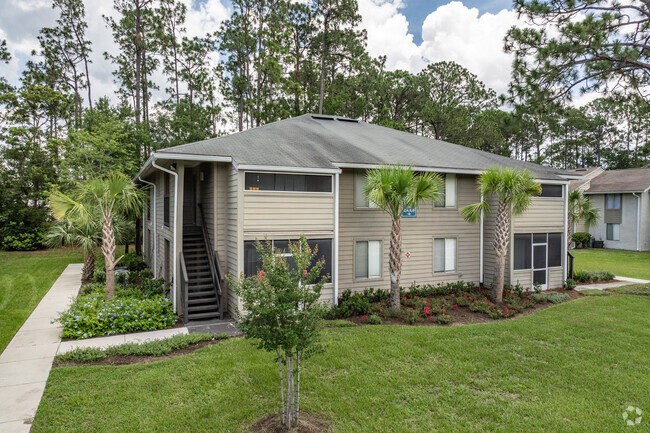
606 194 621 210
354 171 378 208
434 238 456 273
606 223 620 241
355 240 382 278
435 174 457 208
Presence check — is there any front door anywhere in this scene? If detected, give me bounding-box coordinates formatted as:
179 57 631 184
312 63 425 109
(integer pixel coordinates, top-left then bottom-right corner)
532 235 548 290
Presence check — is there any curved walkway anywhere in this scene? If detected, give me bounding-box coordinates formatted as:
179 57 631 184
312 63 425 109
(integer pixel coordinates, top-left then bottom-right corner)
575 276 650 291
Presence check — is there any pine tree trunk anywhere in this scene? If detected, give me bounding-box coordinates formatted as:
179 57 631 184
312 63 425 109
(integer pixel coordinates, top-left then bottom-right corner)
389 218 402 310
492 201 510 304
318 14 329 115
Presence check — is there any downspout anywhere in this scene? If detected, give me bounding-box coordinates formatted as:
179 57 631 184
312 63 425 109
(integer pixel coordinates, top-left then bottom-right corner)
563 183 569 282
152 160 179 313
138 176 156 277
333 172 340 305
478 193 485 287
632 192 641 251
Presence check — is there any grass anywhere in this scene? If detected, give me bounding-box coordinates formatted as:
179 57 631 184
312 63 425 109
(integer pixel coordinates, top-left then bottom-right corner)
33 296 650 432
606 284 650 296
571 248 650 280
0 247 83 353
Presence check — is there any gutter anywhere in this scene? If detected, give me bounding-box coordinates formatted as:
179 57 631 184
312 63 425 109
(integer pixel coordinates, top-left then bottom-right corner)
334 172 340 305
151 160 179 313
633 192 641 251
560 183 569 285
138 176 156 277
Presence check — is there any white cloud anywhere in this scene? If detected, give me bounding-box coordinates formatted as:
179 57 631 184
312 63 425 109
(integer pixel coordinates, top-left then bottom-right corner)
358 0 522 95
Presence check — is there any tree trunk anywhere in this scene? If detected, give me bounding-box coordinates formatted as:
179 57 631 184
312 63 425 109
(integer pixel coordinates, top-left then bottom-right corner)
318 14 329 115
102 214 118 301
82 253 95 284
389 218 402 310
492 201 510 304
567 215 574 250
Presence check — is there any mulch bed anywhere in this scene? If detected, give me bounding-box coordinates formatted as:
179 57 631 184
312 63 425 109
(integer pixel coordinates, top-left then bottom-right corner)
53 339 226 368
344 290 583 327
249 413 330 433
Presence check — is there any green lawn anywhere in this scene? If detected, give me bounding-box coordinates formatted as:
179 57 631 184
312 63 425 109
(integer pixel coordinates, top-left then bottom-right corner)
571 248 650 280
33 296 650 432
0 248 83 353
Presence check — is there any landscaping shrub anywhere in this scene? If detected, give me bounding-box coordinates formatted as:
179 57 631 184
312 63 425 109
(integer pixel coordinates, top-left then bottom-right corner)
327 289 372 318
572 232 592 249
405 281 475 298
55 333 226 363
565 279 576 290
57 293 177 339
573 270 615 283
367 314 381 325
530 292 570 304
504 283 524 298
120 252 147 272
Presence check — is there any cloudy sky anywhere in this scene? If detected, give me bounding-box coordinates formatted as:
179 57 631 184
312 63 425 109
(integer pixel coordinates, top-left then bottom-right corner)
0 0 525 105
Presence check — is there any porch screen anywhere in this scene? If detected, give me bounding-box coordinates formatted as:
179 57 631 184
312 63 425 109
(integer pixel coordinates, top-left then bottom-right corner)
243 239 332 279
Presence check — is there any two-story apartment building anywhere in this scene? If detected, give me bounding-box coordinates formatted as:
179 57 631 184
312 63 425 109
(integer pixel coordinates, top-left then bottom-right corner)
135 114 577 322
569 167 650 251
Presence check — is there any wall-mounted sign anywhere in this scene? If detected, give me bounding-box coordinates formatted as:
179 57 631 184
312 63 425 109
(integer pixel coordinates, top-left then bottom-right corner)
405 251 411 259
402 206 417 218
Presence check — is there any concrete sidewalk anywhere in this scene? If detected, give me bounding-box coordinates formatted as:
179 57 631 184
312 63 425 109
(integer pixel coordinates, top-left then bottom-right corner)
0 263 83 433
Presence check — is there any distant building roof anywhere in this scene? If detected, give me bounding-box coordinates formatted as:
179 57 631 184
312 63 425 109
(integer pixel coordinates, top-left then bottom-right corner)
568 167 604 191
154 114 575 180
585 167 650 193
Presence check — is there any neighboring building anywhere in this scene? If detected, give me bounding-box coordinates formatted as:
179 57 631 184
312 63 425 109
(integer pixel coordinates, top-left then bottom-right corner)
569 167 650 251
136 114 577 322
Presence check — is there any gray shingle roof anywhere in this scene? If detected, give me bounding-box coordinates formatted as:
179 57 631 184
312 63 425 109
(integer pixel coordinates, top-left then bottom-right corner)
157 114 574 180
584 167 650 193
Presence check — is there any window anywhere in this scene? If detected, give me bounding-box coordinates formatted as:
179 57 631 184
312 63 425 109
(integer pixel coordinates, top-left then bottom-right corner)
354 171 378 208
606 194 621 210
355 240 382 279
434 238 456 272
163 174 170 227
514 234 532 270
606 223 620 241
540 184 563 198
245 172 332 192
435 174 457 208
547 233 562 267
243 239 332 278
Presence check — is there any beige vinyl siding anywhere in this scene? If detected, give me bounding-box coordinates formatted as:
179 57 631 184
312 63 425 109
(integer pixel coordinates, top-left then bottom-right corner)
215 163 228 268
338 170 481 292
513 197 565 232
226 165 241 315
243 192 334 234
511 267 563 290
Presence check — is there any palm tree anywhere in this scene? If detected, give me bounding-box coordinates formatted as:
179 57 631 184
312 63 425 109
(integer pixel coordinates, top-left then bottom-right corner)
461 167 541 304
45 215 133 284
49 173 145 300
364 165 444 310
567 189 599 249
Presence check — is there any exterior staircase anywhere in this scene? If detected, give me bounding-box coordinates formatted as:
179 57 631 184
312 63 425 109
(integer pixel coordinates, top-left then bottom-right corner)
182 225 222 322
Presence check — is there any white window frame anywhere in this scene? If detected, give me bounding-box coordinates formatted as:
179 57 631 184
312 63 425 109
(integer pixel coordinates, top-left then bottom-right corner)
433 237 457 274
434 173 457 208
354 239 383 280
354 171 379 210
606 223 620 241
606 194 621 210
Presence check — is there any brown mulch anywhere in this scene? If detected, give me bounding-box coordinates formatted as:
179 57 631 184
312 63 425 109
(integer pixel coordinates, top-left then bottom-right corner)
249 413 330 433
53 339 226 368
344 290 584 327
